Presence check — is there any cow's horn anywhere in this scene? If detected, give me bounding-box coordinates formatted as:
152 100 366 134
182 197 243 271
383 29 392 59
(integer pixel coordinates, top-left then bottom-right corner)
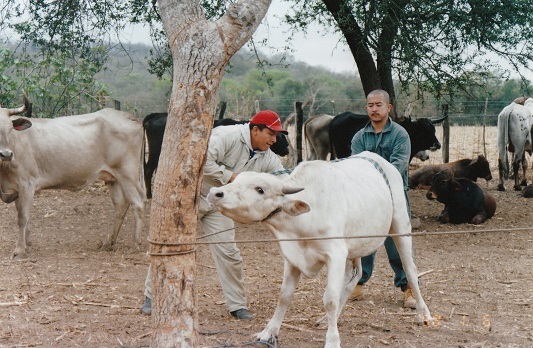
7 94 28 116
430 115 448 124
281 186 304 195
513 96 526 105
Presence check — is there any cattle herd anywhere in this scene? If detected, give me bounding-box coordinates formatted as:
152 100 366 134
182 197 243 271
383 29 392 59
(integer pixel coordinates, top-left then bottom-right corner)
0 94 532 347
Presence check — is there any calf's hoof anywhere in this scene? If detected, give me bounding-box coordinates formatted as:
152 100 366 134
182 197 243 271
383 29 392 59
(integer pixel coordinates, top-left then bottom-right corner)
98 241 114 252
126 244 141 254
11 251 28 260
513 184 522 191
497 184 505 192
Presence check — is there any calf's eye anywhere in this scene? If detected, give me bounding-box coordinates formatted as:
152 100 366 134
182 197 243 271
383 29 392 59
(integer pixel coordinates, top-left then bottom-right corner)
255 187 264 194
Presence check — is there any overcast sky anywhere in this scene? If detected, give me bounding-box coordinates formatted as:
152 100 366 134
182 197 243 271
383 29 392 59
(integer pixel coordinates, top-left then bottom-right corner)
121 1 530 80
123 0 356 74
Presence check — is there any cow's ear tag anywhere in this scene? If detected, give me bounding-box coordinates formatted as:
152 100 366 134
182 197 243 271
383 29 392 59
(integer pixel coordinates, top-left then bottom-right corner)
12 118 32 131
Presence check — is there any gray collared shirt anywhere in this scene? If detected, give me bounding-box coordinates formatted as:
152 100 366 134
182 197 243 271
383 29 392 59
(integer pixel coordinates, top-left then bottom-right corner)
350 117 411 190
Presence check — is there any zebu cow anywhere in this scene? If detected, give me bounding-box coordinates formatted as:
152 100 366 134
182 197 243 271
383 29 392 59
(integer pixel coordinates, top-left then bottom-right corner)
207 151 432 348
142 113 290 198
0 102 146 259
303 114 334 160
426 170 496 225
329 112 446 161
409 154 492 189
497 98 533 191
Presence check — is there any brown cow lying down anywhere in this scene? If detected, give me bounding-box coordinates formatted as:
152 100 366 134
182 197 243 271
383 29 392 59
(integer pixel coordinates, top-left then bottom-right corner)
426 170 496 224
409 154 492 189
521 184 533 198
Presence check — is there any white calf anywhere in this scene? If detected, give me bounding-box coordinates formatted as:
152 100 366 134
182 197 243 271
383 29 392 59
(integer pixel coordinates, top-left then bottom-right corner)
208 151 432 348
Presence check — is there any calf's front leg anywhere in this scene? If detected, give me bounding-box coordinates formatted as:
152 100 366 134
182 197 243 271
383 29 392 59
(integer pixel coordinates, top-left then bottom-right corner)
12 188 34 260
322 254 347 348
257 261 301 343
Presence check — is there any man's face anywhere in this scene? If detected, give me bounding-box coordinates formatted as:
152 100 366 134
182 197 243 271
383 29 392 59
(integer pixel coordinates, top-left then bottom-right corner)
250 126 277 151
366 93 392 124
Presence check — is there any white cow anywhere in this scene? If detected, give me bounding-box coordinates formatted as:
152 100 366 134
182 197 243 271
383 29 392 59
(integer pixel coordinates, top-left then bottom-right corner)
304 114 334 160
0 101 146 259
207 151 432 348
497 98 533 191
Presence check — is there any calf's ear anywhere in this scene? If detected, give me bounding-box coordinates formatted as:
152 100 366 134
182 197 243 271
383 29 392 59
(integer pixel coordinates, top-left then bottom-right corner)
12 118 32 131
282 200 310 216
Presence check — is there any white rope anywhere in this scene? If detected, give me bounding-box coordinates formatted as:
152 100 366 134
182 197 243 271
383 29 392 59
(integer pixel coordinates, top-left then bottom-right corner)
147 226 533 247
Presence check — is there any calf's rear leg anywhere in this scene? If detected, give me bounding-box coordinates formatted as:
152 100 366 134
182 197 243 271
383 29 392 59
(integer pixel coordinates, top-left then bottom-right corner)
99 182 130 251
391 233 432 325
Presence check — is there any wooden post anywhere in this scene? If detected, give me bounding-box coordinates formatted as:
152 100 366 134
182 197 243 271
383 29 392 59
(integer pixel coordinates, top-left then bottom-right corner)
254 100 260 113
217 101 227 120
26 103 32 118
295 101 304 164
483 98 488 158
114 100 121 111
442 104 449 163
331 100 336 115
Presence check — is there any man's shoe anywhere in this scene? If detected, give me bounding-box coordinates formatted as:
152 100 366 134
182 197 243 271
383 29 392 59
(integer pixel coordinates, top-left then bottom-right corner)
230 308 254 320
403 289 416 309
141 296 152 315
348 284 364 301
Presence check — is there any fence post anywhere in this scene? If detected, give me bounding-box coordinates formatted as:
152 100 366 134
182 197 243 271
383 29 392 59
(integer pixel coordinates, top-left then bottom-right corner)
217 101 227 120
442 104 449 163
114 100 121 111
295 101 304 164
331 100 336 115
483 98 488 158
254 100 260 113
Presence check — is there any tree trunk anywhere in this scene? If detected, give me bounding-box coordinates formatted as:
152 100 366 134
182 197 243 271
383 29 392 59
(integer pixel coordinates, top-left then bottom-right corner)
376 0 409 119
322 0 381 96
149 1 271 346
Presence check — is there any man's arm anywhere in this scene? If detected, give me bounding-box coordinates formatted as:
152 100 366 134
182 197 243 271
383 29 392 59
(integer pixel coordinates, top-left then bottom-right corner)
388 129 411 175
204 131 235 185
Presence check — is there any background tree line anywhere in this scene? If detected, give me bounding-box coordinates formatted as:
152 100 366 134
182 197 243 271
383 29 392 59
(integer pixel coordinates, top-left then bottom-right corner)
1 40 531 126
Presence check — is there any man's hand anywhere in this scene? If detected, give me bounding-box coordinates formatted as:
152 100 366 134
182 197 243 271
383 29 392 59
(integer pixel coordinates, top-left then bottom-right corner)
229 172 238 183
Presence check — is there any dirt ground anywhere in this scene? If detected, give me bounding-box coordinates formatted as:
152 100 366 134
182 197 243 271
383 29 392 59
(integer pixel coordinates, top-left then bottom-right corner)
1 128 533 348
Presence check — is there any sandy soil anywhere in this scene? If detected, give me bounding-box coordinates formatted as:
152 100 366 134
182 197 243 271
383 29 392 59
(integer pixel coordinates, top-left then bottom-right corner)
1 126 532 348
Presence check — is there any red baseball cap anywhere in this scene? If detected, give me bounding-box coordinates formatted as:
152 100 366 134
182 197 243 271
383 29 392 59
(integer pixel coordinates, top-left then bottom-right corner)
250 110 288 134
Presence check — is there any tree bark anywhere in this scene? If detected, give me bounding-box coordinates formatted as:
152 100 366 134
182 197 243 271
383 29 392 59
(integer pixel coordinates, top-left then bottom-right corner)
149 1 271 346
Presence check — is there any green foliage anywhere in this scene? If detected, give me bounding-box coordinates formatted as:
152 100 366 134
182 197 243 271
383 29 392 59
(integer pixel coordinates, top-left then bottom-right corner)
286 0 533 99
218 50 362 119
0 42 109 117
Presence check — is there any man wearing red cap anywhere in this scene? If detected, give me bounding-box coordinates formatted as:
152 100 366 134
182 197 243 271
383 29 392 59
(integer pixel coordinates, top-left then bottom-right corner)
142 110 288 320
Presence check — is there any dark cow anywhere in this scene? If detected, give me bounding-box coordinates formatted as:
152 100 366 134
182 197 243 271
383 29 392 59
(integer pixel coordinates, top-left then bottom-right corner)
521 184 533 198
142 113 290 198
426 170 496 225
409 155 492 189
328 112 446 161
